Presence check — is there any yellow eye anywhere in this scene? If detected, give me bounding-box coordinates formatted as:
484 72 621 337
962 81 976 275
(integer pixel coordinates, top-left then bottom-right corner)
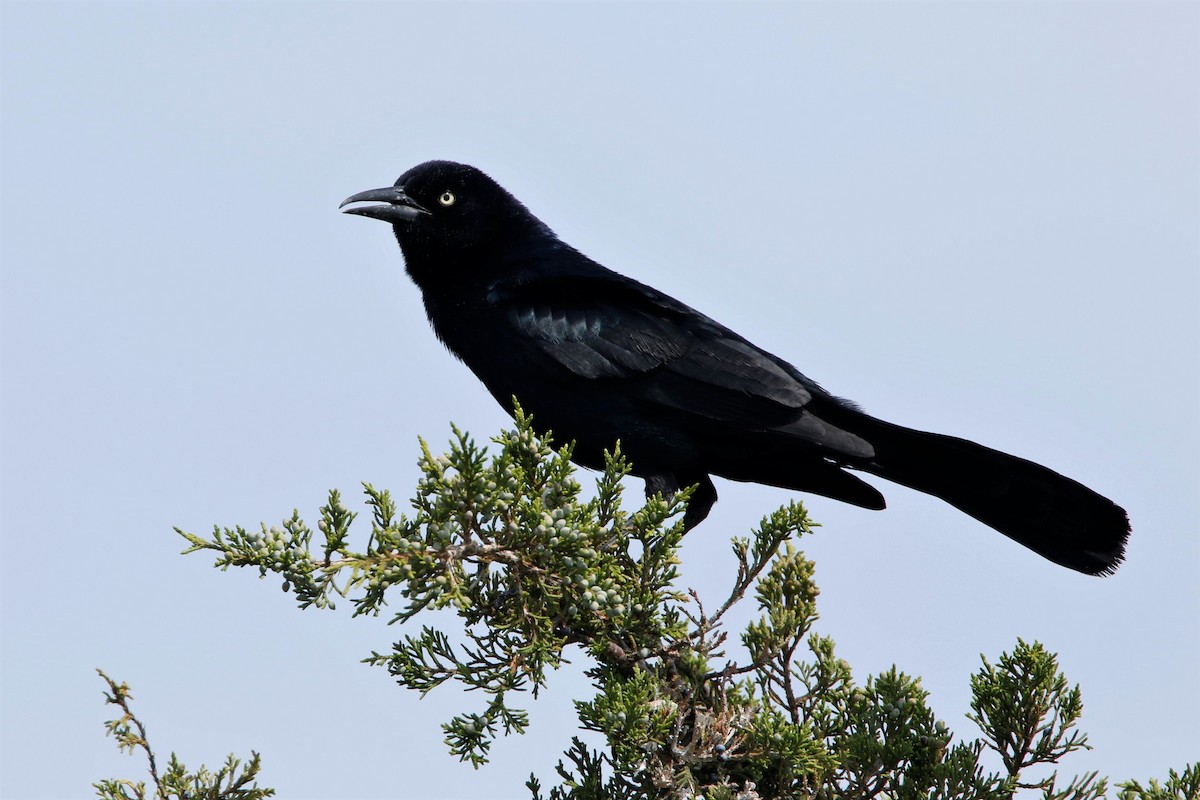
438 191 456 207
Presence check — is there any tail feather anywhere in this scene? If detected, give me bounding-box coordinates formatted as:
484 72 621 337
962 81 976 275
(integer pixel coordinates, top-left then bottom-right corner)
846 415 1130 575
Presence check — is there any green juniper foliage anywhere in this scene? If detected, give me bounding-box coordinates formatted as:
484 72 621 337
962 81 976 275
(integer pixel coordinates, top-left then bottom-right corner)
169 408 1192 799
94 669 274 800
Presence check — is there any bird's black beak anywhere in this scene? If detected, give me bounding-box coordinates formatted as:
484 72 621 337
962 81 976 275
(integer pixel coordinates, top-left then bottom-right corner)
339 185 430 223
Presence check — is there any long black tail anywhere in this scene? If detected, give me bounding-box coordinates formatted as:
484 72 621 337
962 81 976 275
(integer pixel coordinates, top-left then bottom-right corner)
841 413 1130 575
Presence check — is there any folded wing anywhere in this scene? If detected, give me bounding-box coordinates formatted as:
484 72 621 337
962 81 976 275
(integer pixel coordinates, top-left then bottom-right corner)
488 274 874 459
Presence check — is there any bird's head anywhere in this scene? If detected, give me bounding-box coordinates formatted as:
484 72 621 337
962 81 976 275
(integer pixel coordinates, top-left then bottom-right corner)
341 161 553 284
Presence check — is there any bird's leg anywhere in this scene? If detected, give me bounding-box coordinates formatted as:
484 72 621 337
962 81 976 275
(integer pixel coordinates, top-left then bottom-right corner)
644 473 717 532
681 475 717 530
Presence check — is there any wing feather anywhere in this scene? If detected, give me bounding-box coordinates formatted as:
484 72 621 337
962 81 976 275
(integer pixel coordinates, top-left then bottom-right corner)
488 274 874 458
492 275 810 417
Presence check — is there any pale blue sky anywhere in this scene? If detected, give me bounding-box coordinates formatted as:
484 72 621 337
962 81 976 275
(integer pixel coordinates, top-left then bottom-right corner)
2 3 1197 798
